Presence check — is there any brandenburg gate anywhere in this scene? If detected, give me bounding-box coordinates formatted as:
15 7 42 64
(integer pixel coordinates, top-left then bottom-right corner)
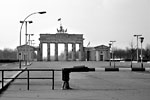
38 25 84 61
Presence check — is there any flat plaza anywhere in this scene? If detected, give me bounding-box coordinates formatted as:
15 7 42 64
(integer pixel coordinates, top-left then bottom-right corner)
0 61 150 100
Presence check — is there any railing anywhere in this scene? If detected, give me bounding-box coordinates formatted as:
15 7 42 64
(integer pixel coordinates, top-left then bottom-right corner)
0 69 61 90
2 67 149 90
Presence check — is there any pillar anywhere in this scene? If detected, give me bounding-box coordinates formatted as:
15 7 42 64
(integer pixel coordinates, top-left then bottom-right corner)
96 51 100 61
55 43 58 61
40 42 43 61
64 43 68 61
108 49 111 60
72 43 76 61
79 43 84 61
37 47 40 61
47 43 50 61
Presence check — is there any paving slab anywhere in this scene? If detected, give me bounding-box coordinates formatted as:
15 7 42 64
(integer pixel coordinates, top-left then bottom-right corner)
0 63 27 93
0 61 150 100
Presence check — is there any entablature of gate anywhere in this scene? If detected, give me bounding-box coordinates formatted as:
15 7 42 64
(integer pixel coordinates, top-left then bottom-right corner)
39 34 84 44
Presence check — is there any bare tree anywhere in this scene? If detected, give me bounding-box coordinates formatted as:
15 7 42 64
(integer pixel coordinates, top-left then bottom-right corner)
0 48 17 60
144 44 150 61
129 41 136 61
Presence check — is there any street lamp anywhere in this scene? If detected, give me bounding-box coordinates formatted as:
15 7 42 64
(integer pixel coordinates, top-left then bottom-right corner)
20 21 33 45
109 43 112 67
30 40 35 46
134 34 142 62
130 48 134 68
19 11 46 68
110 41 116 68
27 34 34 45
19 11 46 46
20 21 33 66
140 37 144 68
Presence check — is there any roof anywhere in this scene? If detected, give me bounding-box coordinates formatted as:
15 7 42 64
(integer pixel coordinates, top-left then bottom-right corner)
94 45 110 50
85 45 110 51
17 45 35 49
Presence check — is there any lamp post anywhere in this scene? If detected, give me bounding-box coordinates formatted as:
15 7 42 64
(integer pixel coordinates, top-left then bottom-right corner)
19 11 46 68
140 37 144 68
20 21 33 45
30 40 35 46
19 11 46 46
130 48 134 68
20 21 33 65
28 34 34 45
27 33 34 64
134 34 142 62
109 43 112 67
110 41 116 68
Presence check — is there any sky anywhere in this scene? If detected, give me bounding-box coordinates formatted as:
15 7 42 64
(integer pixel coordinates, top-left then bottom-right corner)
0 0 150 50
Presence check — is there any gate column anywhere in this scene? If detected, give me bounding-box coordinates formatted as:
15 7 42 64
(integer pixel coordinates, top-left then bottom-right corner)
40 42 43 61
72 43 76 61
55 43 58 61
64 43 68 61
47 43 50 61
79 43 84 61
96 51 100 61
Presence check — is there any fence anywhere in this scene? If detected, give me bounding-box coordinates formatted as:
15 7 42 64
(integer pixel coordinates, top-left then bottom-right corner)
1 67 150 90
0 69 61 90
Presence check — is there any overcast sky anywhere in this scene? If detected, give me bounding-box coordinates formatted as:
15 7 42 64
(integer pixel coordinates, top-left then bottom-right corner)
0 0 150 50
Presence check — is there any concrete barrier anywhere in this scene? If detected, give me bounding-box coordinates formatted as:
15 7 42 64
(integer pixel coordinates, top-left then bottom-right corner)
62 66 150 90
95 67 150 72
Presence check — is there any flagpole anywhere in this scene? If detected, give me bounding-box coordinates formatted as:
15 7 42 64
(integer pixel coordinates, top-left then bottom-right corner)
87 41 90 47
58 18 62 26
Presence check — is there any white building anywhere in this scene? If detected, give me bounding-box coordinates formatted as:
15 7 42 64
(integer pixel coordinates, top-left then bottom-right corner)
17 45 35 61
84 45 110 61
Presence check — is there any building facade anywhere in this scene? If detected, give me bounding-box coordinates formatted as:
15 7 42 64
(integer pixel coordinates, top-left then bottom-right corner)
17 45 35 61
84 45 110 61
17 25 110 62
37 25 84 61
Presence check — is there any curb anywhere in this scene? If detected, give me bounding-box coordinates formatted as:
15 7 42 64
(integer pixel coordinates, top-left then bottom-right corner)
95 67 150 72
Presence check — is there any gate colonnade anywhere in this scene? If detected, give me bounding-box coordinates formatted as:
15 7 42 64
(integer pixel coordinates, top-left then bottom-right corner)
38 33 84 61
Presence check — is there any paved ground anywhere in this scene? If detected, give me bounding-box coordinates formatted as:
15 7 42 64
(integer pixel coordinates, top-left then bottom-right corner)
0 61 150 100
0 63 26 92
